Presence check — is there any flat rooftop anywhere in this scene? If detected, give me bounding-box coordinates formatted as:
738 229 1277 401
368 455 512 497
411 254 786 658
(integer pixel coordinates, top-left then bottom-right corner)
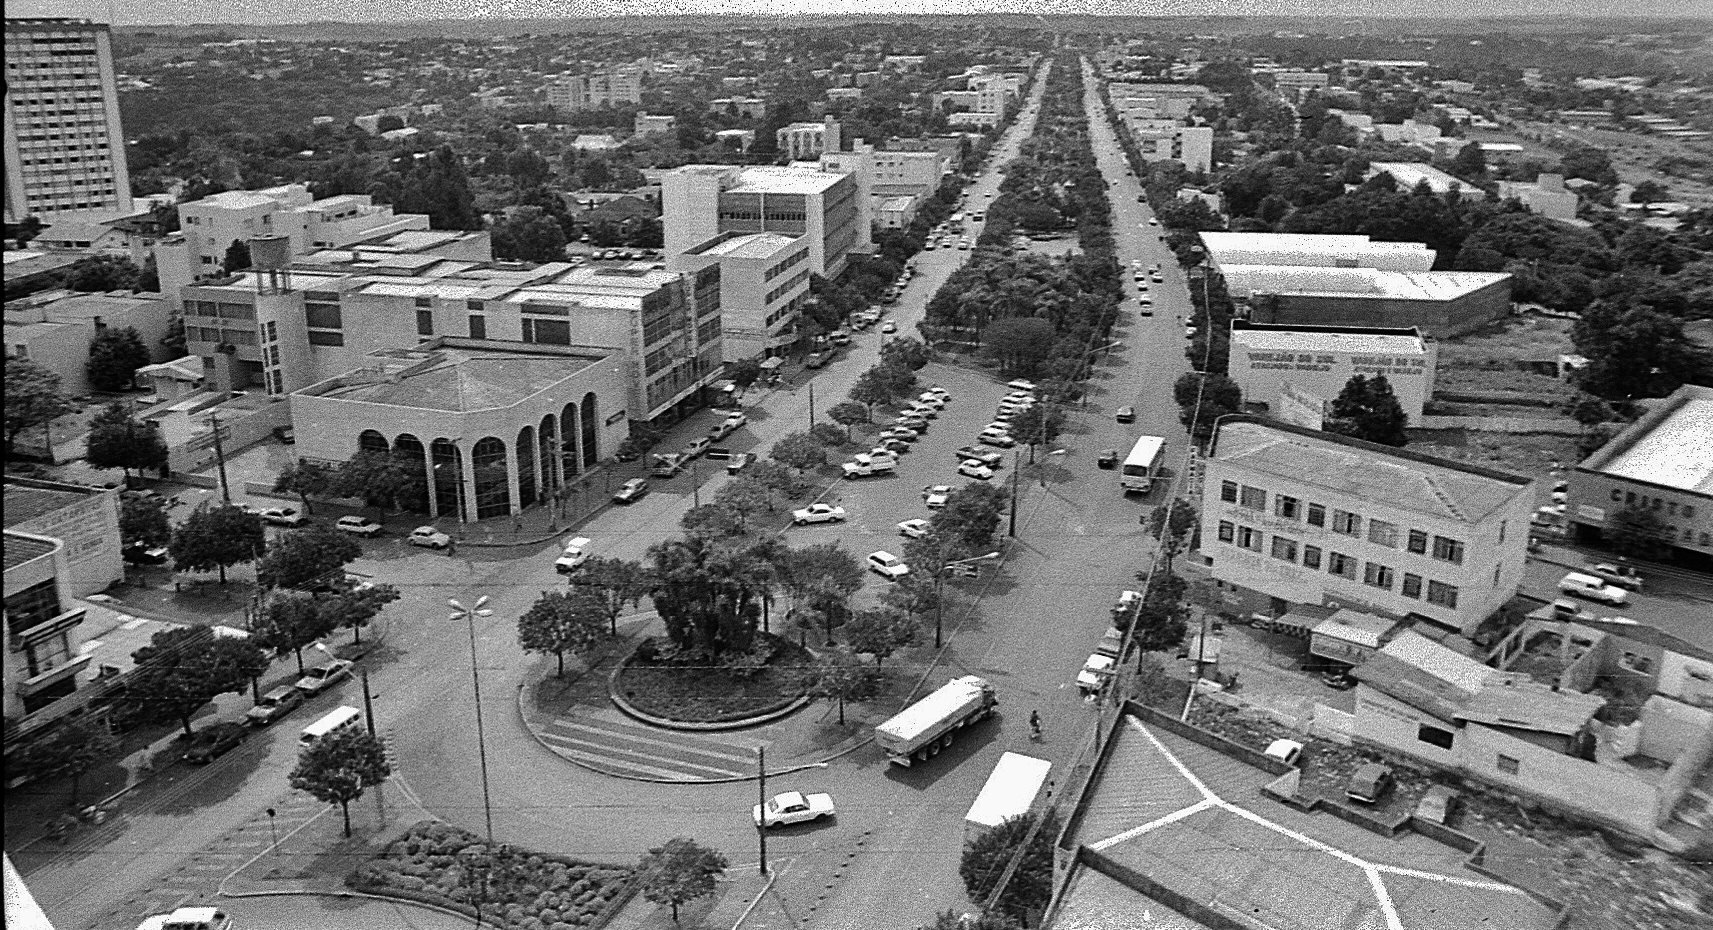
305 344 611 413
1214 419 1532 525
1220 266 1508 302
4 480 105 528
727 166 845 195
3 531 58 572
1229 325 1425 356
1593 391 1713 494
1369 161 1479 193
701 232 801 260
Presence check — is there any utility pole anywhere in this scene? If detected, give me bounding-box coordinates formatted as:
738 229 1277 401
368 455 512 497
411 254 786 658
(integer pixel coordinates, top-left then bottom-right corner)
207 412 231 504
808 382 816 428
1008 449 1020 538
756 746 769 875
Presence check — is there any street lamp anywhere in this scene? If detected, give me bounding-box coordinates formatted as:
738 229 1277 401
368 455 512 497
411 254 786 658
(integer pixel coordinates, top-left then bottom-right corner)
448 596 497 844
758 751 829 875
934 551 1001 649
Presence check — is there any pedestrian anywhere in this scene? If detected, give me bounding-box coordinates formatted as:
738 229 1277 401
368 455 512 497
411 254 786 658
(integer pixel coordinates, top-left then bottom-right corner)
1029 710 1042 738
447 538 457 556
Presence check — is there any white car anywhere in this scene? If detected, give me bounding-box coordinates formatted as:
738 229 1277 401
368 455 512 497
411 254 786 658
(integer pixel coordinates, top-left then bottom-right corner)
295 659 354 696
408 526 452 549
978 428 1016 448
335 515 384 537
792 504 847 525
954 447 1004 468
922 485 953 509
555 536 593 573
1077 654 1116 695
867 551 910 580
916 392 947 409
1002 390 1036 403
904 402 938 419
923 386 950 401
957 460 995 480
753 790 836 828
879 427 921 444
259 507 308 527
897 518 931 539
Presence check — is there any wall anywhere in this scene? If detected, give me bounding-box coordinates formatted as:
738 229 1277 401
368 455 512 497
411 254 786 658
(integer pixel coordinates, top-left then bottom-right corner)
1461 724 1661 832
1350 685 1463 767
1228 336 1433 423
6 484 122 598
1265 277 1512 338
1657 651 1713 707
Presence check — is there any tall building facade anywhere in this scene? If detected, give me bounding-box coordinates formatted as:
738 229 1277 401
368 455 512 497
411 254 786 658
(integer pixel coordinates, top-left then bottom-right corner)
547 70 643 111
662 165 861 279
3 18 132 223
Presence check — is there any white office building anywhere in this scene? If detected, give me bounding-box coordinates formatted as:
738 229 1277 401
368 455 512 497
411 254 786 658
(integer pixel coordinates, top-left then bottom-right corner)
662 164 861 279
1226 321 1436 425
672 231 811 362
1200 232 1436 272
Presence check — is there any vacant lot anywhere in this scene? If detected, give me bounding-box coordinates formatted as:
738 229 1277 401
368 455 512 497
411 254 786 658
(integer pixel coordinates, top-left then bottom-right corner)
1434 315 1582 403
1407 428 1583 478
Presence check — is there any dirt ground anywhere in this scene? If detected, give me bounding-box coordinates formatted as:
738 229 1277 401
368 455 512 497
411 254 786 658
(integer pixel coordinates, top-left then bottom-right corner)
1433 315 1582 403
1407 429 1584 478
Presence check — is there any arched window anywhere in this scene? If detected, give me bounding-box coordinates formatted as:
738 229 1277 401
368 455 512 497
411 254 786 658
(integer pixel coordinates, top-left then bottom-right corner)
358 429 390 455
560 402 580 478
393 433 428 513
430 438 462 519
538 416 559 498
471 436 510 520
515 425 537 507
580 393 599 468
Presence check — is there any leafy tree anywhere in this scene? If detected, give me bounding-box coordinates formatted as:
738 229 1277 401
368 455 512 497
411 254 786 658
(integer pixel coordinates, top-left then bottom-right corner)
252 590 338 673
257 524 361 590
801 647 881 725
636 837 727 924
86 327 152 392
849 368 897 412
120 495 172 548
84 402 168 480
1172 371 1243 443
289 726 392 838
4 358 74 456
572 556 651 635
1607 506 1670 560
321 580 399 644
827 401 871 440
375 114 405 134
66 256 139 292
747 459 805 499
959 809 1061 923
169 503 265 584
648 535 770 658
491 206 569 263
1630 180 1669 206
273 458 335 515
1450 142 1486 180
1560 145 1618 186
1148 498 1198 574
518 588 607 677
771 431 828 471
880 335 933 371
1568 395 1612 428
1007 404 1065 457
222 239 251 274
713 477 776 528
842 608 916 667
778 543 866 645
933 483 1008 552
982 317 1056 375
122 627 270 736
1572 298 1705 400
680 502 746 540
928 910 1021 930
1128 572 1191 655
809 422 849 449
1327 374 1409 447
727 357 763 394
12 716 118 803
332 448 423 512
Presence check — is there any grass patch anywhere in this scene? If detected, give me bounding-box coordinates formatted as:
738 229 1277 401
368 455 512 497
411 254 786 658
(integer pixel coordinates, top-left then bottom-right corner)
1408 428 1584 477
617 633 812 723
1435 315 1581 402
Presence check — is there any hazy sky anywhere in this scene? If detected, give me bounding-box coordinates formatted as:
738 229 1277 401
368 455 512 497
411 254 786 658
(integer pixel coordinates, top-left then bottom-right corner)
9 0 1703 26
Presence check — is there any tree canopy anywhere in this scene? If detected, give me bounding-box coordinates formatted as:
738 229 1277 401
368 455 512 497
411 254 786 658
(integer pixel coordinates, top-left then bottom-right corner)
1327 374 1409 447
86 327 152 392
169 503 265 584
636 837 728 924
4 358 73 456
289 726 391 837
122 627 270 736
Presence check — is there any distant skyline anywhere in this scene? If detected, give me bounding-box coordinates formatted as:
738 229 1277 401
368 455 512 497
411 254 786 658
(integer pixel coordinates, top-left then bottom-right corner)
7 0 1710 27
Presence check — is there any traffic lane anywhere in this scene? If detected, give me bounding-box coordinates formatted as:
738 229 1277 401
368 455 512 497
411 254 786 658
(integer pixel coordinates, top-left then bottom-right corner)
220 895 479 930
1522 558 1713 653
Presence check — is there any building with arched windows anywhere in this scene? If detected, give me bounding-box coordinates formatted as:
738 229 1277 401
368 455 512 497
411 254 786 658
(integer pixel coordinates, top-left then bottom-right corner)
289 339 628 521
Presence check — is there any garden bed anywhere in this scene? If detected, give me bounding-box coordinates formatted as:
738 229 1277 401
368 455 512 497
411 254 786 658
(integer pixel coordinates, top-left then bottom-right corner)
614 633 813 723
348 820 634 929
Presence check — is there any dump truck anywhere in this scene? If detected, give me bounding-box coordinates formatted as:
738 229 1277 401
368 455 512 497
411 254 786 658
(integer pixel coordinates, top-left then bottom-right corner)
874 675 997 766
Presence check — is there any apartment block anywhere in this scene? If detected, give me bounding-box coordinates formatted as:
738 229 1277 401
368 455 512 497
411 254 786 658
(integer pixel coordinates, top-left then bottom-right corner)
633 112 677 136
1128 121 1213 173
776 118 841 161
672 231 811 362
1199 418 1535 637
547 69 643 111
662 164 861 279
3 18 133 222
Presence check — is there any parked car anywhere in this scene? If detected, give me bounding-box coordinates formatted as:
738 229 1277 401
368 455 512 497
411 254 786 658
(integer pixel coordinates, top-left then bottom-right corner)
978 427 1016 448
122 542 171 565
866 551 910 580
753 790 835 828
881 320 898 334
904 402 938 419
612 478 650 504
1322 670 1358 690
917 392 948 409
137 907 231 930
1264 739 1304 767
259 507 308 527
1097 449 1119 470
955 447 1003 468
726 452 754 474
1346 763 1395 804
335 516 384 537
246 685 305 726
897 519 931 539
1558 571 1628 606
894 414 930 431
792 504 847 525
408 526 452 549
555 536 593 573
183 722 248 765
1587 562 1643 592
1115 406 1136 424
1076 653 1116 696
1414 785 1461 825
957 460 995 481
923 386 950 401
922 485 952 509
682 437 713 460
296 659 354 696
879 427 921 443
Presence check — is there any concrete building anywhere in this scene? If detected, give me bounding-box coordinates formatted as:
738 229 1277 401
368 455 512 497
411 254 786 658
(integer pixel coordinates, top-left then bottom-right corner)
3 18 132 223
662 164 861 279
1125 120 1213 173
3 478 122 600
1226 321 1436 425
568 133 621 153
1200 232 1436 272
290 339 629 521
4 291 175 395
1273 71 1331 96
714 129 755 153
1497 173 1579 223
1199 418 1535 637
633 112 677 136
776 118 841 161
826 87 864 102
1368 162 1485 203
4 529 90 720
547 69 643 111
1567 385 1713 566
711 97 766 119
1373 120 1443 148
875 196 919 230
1232 267 1512 338
672 231 810 362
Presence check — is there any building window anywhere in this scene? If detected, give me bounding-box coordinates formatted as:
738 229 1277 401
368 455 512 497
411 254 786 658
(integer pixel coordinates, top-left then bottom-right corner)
1619 652 1654 673
1237 526 1262 552
1498 520 1506 544
1426 581 1459 609
523 318 571 345
1271 536 1298 561
1417 724 1455 750
1685 505 1696 519
1274 495 1300 519
264 320 278 342
469 315 486 339
1307 503 1325 527
1432 536 1465 565
1496 754 1520 776
416 310 433 336
24 629 73 677
1328 552 1357 580
1610 489 1622 502
1220 480 1237 503
1367 520 1398 548
1240 486 1266 510
1402 573 1422 598
304 301 343 330
1332 510 1361 536
1218 521 1234 543
5 578 61 632
1363 563 1394 590
1407 530 1428 554
306 330 344 346
1303 545 1322 569
415 296 432 307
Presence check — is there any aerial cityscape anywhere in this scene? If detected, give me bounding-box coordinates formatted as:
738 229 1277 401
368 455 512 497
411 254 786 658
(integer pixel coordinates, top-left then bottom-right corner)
3 6 1712 930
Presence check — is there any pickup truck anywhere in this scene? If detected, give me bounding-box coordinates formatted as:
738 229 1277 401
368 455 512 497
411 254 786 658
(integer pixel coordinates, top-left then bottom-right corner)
842 453 898 479
753 790 836 828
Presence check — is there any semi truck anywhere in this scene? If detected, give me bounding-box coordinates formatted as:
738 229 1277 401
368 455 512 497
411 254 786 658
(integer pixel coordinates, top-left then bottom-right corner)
874 675 997 766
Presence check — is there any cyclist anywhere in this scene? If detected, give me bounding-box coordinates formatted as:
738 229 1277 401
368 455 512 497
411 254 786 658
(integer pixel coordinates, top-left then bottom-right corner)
1029 710 1042 738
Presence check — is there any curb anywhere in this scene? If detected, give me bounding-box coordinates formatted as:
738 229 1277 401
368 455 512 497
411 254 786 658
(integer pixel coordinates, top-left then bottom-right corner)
606 644 811 733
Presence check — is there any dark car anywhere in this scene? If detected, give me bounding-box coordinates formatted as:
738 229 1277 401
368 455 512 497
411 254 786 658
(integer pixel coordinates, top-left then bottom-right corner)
1097 449 1119 470
612 478 650 504
183 722 248 764
1115 406 1136 424
122 542 171 565
1322 670 1358 690
1346 763 1395 804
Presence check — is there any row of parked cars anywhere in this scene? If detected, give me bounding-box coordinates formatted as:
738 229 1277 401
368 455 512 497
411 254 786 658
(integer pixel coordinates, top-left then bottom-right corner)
182 656 359 765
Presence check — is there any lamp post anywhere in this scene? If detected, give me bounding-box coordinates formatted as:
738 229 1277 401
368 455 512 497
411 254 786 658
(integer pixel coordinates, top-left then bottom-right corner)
448 596 496 844
691 455 701 509
934 551 1000 649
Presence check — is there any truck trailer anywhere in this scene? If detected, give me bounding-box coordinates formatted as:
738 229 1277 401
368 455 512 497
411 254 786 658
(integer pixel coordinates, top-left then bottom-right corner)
874 675 997 766
964 752 1052 839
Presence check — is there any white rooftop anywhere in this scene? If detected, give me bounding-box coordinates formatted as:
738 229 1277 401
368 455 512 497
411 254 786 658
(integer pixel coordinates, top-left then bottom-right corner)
703 233 801 260
1601 396 1713 494
1369 162 1479 194
1221 265 1508 302
728 166 845 195
1200 232 1436 272
1230 326 1426 356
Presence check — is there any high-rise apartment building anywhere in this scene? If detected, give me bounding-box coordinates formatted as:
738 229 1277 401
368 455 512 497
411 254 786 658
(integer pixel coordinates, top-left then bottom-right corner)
3 18 132 223
547 70 644 111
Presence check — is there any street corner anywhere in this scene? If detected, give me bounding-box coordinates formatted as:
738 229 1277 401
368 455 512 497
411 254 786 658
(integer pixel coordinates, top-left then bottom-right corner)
223 786 426 898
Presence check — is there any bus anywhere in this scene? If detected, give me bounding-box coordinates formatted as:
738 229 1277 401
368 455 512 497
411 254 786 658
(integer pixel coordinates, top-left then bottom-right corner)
1120 436 1166 494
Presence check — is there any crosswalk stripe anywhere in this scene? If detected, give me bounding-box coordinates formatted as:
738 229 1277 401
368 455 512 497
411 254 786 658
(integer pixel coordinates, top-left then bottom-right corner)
540 730 752 779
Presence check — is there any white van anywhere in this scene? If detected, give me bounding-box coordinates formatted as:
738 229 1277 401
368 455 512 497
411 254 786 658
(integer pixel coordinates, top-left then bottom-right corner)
1557 571 1628 606
299 705 362 749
